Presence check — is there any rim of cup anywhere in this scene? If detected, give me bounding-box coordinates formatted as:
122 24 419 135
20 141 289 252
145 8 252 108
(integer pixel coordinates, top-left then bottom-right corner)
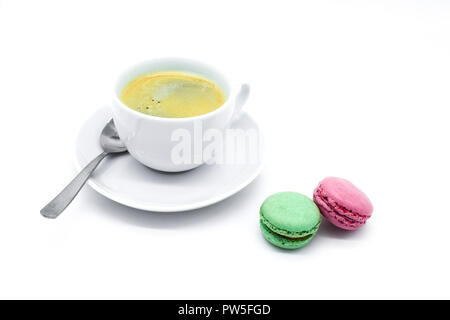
112 57 237 122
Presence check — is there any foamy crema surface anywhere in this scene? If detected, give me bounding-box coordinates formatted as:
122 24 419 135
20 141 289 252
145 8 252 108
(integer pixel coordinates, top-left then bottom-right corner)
120 71 226 118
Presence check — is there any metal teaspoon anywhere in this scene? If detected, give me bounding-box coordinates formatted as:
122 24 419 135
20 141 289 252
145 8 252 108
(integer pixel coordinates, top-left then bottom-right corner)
40 119 127 219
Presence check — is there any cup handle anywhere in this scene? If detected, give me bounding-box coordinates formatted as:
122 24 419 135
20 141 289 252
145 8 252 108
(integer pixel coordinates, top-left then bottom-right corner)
231 83 250 123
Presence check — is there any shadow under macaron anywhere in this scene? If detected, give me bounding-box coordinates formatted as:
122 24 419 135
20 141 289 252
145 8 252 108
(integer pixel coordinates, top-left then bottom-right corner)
316 218 370 240
259 217 372 253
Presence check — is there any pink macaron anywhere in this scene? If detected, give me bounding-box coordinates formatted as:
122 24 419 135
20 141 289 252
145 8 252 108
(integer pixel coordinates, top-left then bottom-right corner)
313 177 373 230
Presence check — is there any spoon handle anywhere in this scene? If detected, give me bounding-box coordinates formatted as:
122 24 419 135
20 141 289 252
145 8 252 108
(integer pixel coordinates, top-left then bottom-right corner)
40 152 109 219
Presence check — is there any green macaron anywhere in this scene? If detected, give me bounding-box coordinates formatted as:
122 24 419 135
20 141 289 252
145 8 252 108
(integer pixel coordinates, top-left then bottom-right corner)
260 192 321 249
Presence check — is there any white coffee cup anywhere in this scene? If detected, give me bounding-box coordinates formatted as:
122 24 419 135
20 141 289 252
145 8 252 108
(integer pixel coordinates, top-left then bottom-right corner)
111 57 250 172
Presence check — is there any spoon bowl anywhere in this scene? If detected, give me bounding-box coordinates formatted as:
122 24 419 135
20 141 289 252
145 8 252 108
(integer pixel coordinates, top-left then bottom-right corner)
101 119 127 153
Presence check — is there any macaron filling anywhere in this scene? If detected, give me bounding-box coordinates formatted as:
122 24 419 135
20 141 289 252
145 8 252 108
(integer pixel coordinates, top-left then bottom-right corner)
260 219 315 241
260 222 314 249
277 232 313 241
316 203 364 229
260 214 320 239
313 187 368 229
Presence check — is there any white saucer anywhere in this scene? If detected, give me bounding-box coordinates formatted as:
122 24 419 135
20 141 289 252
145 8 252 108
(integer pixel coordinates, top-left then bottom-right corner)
75 107 263 212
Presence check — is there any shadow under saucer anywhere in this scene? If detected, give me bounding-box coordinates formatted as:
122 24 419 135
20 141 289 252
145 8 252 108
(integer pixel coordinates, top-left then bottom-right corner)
79 174 265 229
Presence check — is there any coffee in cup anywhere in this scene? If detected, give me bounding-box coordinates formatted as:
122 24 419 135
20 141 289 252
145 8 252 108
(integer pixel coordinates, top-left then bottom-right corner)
120 71 226 118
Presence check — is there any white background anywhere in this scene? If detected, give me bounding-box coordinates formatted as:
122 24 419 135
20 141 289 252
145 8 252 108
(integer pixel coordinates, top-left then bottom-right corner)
1 0 449 299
